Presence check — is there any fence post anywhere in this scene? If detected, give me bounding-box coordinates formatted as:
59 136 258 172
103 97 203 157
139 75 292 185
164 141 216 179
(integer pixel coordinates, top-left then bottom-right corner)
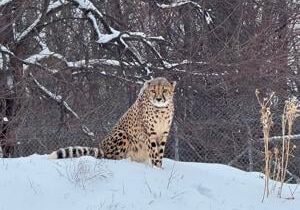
246 123 254 171
174 121 179 161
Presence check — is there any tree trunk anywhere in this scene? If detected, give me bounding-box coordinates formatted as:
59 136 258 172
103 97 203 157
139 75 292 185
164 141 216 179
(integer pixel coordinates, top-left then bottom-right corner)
0 1 23 157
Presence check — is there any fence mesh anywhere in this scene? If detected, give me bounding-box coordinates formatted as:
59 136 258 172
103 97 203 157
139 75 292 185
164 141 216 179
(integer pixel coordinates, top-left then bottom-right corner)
1 76 300 183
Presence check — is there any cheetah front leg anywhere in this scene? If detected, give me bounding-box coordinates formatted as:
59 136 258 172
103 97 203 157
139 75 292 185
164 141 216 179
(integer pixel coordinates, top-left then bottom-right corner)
148 131 170 168
157 131 169 161
147 135 162 168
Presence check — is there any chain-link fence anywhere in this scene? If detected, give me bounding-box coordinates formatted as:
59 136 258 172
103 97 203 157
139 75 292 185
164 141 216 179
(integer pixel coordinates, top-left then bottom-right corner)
1 75 299 183
0 0 299 190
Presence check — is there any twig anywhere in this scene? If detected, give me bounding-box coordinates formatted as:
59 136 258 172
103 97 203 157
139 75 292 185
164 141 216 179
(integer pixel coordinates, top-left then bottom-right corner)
30 73 95 140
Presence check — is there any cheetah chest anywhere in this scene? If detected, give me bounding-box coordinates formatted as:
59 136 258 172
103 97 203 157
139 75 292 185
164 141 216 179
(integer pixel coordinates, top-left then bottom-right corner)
149 109 173 137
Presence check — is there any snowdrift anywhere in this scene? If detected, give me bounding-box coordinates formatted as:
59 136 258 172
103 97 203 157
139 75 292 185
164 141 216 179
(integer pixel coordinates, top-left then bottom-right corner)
0 155 298 210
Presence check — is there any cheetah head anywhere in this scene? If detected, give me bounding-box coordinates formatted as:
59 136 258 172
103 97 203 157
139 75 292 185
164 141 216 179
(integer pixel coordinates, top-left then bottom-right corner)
141 77 176 108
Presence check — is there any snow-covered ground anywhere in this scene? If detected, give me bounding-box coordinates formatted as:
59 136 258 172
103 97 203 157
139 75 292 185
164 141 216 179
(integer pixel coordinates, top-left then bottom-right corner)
0 155 299 210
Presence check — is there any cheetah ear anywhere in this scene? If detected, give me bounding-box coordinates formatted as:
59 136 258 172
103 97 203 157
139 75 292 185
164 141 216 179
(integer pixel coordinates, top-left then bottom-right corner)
139 80 150 97
170 81 176 91
144 80 151 88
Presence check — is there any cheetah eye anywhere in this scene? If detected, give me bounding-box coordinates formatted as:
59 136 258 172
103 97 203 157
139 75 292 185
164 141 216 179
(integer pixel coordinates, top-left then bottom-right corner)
163 89 168 93
150 90 156 93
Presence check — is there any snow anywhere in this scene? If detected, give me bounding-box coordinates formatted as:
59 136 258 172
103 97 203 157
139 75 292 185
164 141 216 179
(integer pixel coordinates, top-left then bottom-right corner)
31 75 63 102
23 33 63 73
0 44 12 54
47 0 66 13
98 28 121 44
87 12 102 39
0 50 4 70
157 0 191 9
0 155 298 210
24 48 56 64
0 0 13 7
204 11 213 25
67 59 123 68
0 45 11 71
127 32 165 41
0 53 2 69
16 13 43 42
156 0 213 24
31 75 78 119
81 125 95 137
31 74 95 138
73 0 123 45
74 0 103 17
6 74 14 89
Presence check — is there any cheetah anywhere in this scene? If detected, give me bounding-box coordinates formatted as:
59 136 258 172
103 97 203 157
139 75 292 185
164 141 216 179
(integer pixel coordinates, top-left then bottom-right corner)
49 77 176 167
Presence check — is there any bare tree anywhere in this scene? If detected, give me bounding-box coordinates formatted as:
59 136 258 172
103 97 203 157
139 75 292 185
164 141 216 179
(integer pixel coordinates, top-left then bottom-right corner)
0 0 299 180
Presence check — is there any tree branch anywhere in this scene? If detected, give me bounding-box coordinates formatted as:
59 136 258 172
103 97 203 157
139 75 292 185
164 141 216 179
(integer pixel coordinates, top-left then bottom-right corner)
155 0 213 24
30 73 95 140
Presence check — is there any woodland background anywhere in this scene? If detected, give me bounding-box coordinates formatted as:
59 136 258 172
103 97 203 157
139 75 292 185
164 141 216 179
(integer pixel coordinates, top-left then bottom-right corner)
0 0 299 182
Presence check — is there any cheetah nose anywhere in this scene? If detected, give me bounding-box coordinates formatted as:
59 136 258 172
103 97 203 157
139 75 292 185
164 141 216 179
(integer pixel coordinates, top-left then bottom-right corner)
156 98 162 102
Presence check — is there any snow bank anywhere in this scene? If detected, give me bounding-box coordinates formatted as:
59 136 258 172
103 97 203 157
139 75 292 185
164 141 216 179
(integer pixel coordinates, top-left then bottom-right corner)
0 155 298 210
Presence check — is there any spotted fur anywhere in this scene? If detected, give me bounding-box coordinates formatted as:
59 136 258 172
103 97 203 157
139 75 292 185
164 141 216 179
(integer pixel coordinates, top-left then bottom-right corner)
49 77 176 167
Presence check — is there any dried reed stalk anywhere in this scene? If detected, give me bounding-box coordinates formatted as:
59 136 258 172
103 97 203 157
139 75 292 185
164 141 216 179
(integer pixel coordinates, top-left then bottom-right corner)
278 97 299 197
256 90 274 202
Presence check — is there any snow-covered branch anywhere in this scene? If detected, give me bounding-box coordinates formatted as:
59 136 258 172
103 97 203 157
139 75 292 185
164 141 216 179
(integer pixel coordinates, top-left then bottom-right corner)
22 32 64 73
71 0 146 65
73 0 103 17
47 0 67 12
0 44 13 55
1 43 212 78
156 0 213 24
66 59 125 68
156 0 191 8
30 73 95 139
0 0 13 7
1 42 63 75
70 0 167 75
16 13 43 42
2 41 132 77
2 0 211 78
163 60 206 69
0 43 51 73
70 0 109 31
0 44 14 89
16 0 68 43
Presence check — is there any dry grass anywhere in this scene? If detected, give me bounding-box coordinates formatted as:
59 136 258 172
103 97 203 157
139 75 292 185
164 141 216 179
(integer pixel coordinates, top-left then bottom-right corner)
55 158 112 189
278 97 299 197
256 90 274 201
256 90 299 201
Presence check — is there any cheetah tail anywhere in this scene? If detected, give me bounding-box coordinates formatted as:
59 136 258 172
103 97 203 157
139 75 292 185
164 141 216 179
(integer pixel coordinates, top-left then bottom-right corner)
48 146 104 159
